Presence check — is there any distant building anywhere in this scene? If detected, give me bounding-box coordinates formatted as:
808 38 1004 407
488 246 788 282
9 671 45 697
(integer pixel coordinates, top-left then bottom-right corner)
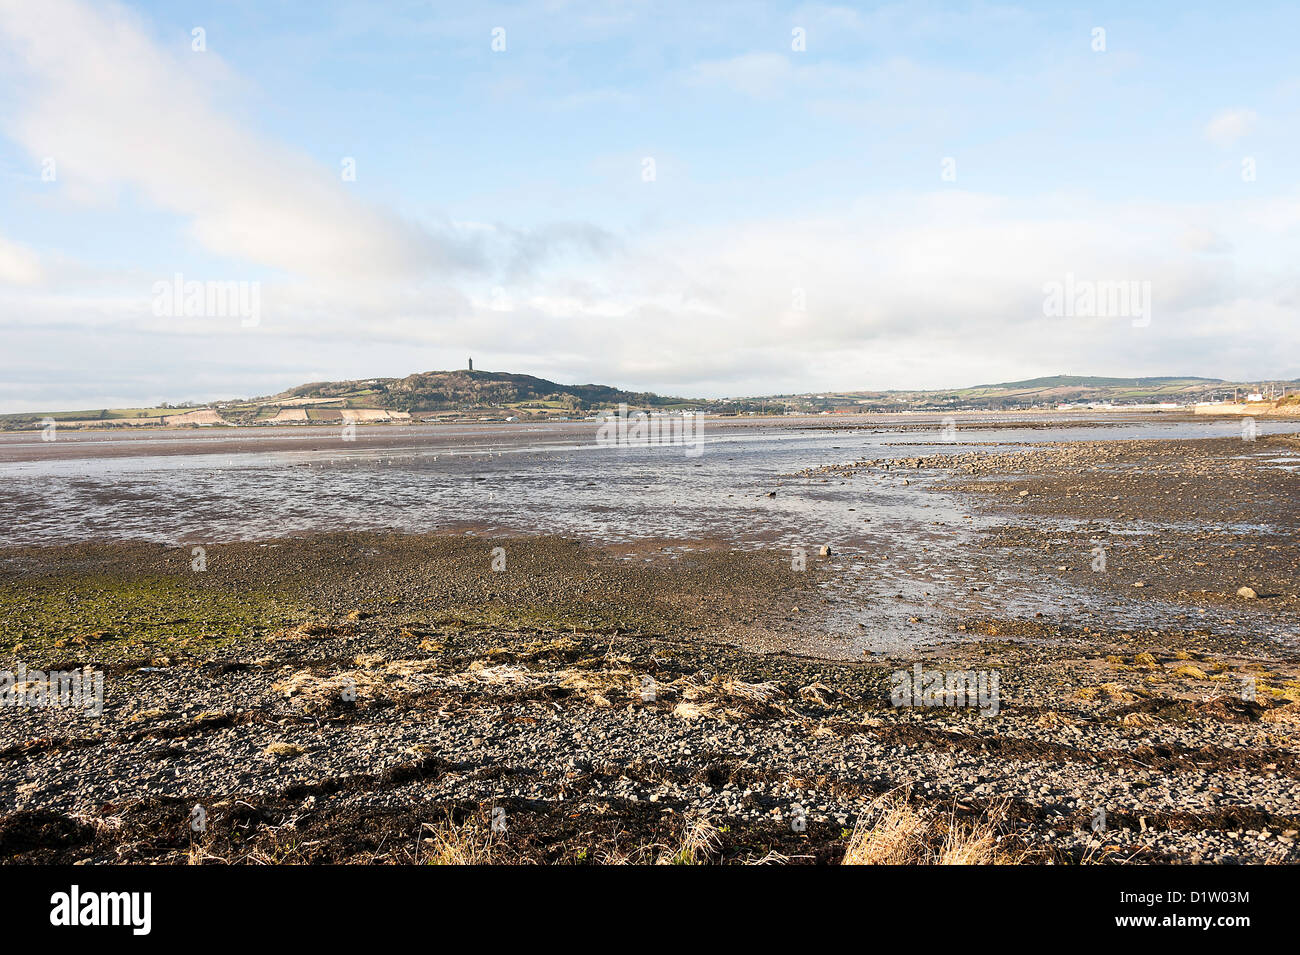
468 357 473 371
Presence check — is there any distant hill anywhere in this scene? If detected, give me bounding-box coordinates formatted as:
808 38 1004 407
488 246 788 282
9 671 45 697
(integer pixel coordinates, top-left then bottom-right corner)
3 370 1295 430
267 368 694 415
964 375 1222 392
263 370 1289 417
0 369 706 430
760 375 1297 412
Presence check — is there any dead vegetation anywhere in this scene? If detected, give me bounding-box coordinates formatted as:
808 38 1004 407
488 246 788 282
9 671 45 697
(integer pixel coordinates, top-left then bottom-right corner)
400 812 726 866
411 815 504 865
268 649 808 722
841 789 1024 865
661 816 721 865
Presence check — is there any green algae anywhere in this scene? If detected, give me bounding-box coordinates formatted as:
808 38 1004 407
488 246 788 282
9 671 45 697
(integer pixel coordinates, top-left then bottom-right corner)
0 573 303 665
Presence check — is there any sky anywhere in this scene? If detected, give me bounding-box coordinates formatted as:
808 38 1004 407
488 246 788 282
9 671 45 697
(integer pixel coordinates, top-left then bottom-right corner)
1 0 1298 411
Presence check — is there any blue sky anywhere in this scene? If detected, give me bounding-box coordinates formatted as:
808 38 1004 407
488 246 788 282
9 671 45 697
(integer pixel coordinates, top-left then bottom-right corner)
1 0 1298 410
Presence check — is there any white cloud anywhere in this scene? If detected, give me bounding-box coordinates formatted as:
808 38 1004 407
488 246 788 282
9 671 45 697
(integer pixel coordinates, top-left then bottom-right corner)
0 0 479 279
1204 108 1258 147
3 185 1299 409
0 236 42 285
466 191 1297 394
685 52 795 97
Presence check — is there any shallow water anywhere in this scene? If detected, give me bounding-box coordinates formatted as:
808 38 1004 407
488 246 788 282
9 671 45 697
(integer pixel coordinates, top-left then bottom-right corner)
2 413 1295 657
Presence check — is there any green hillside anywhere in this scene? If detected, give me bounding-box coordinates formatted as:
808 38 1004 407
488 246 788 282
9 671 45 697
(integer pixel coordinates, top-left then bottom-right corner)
273 369 692 414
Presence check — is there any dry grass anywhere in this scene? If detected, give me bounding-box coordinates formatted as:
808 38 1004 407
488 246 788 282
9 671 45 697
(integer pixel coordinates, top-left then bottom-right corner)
462 662 538 688
272 668 384 712
589 815 725 865
671 700 713 719
556 667 640 707
412 816 503 865
1035 710 1076 729
670 677 787 720
263 740 305 758
1072 681 1140 704
273 657 445 712
382 658 442 677
841 791 927 864
660 815 721 865
719 679 784 703
1263 701 1300 724
268 619 350 641
1120 712 1158 727
186 842 222 865
842 790 1023 865
242 838 312 865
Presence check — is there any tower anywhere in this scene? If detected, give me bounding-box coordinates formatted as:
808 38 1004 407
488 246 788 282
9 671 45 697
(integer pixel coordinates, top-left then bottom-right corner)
468 357 473 371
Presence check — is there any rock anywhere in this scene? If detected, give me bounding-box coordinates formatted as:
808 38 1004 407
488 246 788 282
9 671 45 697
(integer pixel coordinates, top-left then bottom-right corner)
818 545 832 557
1018 490 1030 497
1237 586 1258 599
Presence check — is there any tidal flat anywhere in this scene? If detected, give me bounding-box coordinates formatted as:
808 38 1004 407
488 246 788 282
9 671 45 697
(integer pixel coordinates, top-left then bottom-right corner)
1 416 1297 863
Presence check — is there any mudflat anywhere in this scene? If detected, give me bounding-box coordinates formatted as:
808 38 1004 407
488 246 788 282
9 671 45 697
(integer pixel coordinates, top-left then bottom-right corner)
0 427 1297 864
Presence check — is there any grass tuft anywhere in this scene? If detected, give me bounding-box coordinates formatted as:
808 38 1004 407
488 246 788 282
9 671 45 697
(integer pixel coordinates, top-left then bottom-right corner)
842 790 1023 865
